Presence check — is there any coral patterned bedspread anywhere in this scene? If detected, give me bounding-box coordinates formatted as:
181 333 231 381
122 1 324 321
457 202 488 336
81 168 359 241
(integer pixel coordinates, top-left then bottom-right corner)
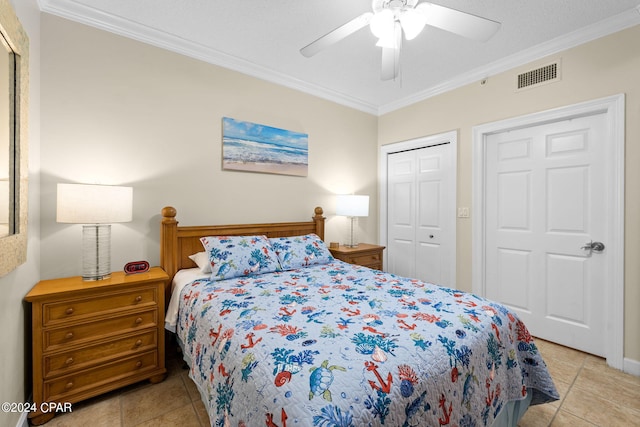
174 261 558 427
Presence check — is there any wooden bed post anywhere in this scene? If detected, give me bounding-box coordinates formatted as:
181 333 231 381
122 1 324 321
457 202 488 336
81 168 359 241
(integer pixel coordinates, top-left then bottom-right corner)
160 206 178 280
313 206 325 241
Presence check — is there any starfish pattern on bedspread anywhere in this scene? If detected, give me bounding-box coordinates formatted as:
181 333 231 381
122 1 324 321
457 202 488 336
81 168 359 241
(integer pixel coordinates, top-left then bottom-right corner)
175 260 559 426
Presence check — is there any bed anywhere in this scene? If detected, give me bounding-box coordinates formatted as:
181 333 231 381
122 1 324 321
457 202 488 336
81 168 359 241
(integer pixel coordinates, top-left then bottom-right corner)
160 206 558 427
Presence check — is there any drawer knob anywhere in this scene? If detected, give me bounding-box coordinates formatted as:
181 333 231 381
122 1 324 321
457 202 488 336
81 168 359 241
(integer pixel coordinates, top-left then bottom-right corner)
65 357 74 366
135 317 143 325
135 361 143 368
65 307 74 315
135 339 143 347
135 296 143 303
65 382 74 390
65 332 74 340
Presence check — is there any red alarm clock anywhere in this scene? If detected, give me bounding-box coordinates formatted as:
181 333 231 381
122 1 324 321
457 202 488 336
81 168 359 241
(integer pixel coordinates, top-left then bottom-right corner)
124 260 150 275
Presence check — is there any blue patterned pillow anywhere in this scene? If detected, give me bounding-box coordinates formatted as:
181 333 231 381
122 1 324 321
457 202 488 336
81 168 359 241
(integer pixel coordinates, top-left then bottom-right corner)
200 235 281 281
269 234 334 270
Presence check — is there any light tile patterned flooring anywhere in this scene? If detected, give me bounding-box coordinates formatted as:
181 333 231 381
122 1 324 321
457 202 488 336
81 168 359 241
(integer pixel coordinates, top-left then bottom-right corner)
42 339 640 426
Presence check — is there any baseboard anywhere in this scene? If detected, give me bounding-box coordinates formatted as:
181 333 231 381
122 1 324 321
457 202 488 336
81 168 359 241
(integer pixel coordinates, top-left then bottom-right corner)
14 394 31 427
624 357 640 377
15 411 28 427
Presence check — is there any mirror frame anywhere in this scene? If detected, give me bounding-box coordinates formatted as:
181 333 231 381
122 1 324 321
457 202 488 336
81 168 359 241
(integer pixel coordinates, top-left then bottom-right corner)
0 0 28 277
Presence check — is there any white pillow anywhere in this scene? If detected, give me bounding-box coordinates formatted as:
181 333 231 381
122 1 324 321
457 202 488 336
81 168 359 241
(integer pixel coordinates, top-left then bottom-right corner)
188 251 212 274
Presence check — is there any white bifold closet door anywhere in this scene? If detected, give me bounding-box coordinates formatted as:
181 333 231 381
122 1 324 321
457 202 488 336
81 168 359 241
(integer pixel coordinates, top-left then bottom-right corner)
386 143 454 287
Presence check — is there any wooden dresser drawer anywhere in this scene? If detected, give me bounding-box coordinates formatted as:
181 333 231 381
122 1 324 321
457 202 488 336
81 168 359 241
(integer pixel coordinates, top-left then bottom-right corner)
43 286 158 326
25 268 169 425
329 243 385 271
349 252 382 267
44 330 157 378
44 350 158 402
44 309 157 352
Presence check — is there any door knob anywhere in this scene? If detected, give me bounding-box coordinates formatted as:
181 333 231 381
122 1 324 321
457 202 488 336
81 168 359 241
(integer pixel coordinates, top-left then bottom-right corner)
581 241 605 253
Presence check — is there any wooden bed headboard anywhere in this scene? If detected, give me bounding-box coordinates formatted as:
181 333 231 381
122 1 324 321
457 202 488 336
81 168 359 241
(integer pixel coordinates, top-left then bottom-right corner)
160 206 325 281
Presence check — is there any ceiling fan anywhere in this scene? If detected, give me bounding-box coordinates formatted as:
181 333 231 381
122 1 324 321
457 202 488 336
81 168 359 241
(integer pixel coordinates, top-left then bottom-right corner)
300 0 501 80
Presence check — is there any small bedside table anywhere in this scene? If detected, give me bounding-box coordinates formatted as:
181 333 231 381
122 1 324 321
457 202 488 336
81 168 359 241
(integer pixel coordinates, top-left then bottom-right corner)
25 267 169 425
329 243 385 270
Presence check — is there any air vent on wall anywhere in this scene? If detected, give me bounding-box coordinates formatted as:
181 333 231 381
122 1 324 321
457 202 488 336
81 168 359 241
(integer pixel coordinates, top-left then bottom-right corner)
517 62 560 90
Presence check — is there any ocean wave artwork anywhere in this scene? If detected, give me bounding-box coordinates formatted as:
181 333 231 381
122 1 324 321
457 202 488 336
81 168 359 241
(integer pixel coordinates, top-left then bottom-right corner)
222 117 308 177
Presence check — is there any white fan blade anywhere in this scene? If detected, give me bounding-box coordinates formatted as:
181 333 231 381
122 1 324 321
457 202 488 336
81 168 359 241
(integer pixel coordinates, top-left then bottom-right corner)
417 2 500 42
381 47 399 80
300 12 373 57
381 23 402 81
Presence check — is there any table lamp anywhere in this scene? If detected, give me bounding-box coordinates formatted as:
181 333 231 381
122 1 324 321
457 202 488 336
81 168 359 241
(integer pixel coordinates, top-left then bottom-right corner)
336 194 369 247
57 183 133 281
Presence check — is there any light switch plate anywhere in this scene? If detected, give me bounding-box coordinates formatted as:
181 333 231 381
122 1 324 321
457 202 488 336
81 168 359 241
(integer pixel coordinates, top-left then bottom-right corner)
457 207 470 218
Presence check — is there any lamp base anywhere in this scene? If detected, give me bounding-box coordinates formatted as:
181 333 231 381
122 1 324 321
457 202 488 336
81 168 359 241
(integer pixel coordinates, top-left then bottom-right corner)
82 224 111 281
83 272 112 281
344 216 360 248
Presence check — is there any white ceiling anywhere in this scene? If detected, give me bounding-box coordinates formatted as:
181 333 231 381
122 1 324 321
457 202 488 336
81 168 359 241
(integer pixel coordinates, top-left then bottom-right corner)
39 0 640 115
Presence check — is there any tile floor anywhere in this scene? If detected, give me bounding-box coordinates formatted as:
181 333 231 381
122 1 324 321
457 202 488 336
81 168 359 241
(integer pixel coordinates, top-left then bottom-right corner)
41 339 640 426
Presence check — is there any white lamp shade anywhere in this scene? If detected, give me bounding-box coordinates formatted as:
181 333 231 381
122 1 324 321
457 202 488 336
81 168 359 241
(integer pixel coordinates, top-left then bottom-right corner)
399 9 427 40
375 21 401 49
57 183 133 224
336 194 369 217
370 9 395 39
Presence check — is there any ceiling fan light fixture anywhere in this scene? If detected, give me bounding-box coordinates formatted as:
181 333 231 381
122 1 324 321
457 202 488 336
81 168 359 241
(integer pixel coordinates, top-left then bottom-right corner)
375 21 401 49
399 8 426 40
370 8 395 39
300 0 501 81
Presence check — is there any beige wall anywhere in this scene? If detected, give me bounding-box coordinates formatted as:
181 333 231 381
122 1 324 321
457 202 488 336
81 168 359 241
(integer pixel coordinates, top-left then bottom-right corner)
379 25 640 364
3 12 636 427
0 1 40 427
40 15 379 280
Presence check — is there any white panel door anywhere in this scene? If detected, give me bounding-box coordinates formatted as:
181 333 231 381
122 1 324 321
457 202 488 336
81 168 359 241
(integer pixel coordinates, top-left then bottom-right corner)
387 143 453 286
387 149 415 278
484 113 607 356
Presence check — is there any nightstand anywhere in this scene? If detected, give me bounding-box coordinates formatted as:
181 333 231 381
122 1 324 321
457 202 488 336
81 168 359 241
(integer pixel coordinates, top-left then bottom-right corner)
329 243 385 270
25 267 169 425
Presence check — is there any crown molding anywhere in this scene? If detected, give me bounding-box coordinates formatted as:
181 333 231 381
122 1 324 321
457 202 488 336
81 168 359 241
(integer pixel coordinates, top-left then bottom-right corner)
378 5 640 115
39 1 640 116
38 0 380 115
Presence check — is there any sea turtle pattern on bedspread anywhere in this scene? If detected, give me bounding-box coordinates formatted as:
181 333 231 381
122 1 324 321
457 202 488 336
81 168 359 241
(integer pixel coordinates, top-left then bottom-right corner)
175 260 559 427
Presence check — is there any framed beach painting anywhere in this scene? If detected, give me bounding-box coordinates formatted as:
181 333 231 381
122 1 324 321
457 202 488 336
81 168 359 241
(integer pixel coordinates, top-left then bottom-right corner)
222 117 308 177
